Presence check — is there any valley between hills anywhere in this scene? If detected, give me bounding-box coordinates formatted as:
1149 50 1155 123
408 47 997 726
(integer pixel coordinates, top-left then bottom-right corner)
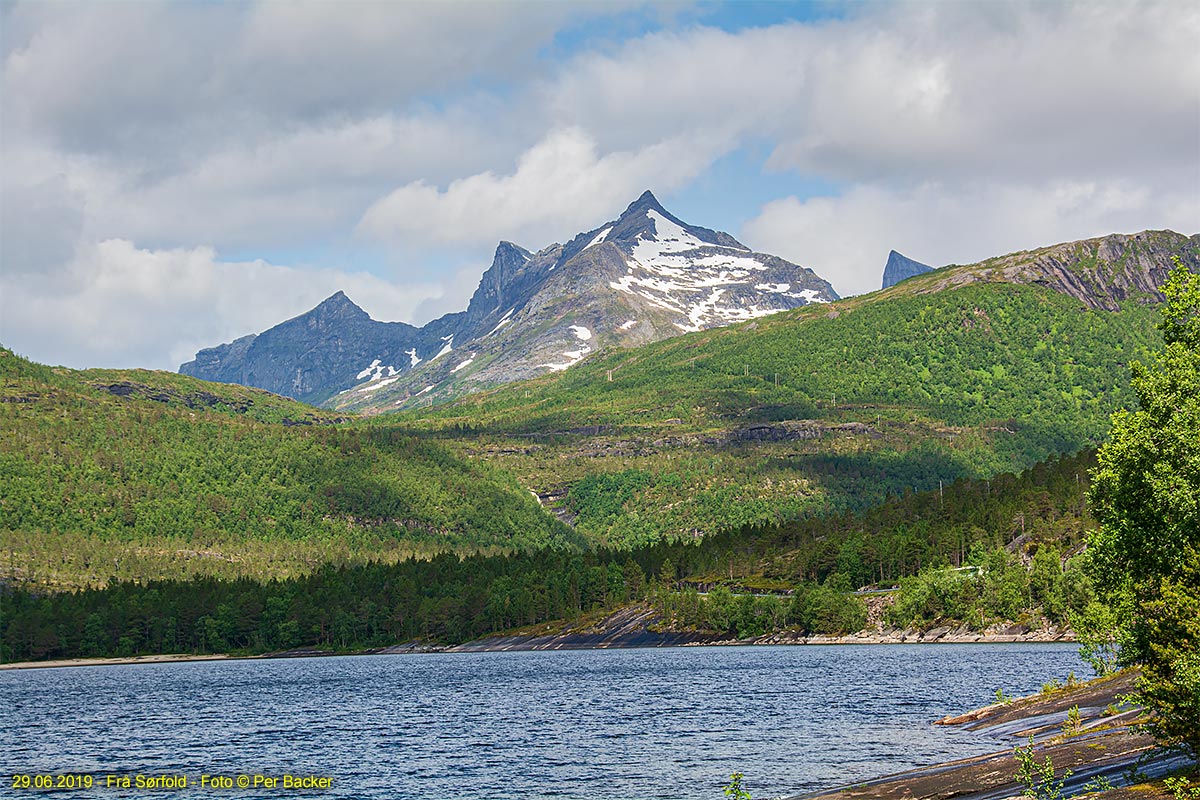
2 216 1195 619
3 209 1199 798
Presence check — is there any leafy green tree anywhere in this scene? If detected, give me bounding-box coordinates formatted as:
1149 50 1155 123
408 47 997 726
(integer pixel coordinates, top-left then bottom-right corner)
1014 734 1070 800
1086 261 1200 758
704 586 737 634
1029 545 1065 622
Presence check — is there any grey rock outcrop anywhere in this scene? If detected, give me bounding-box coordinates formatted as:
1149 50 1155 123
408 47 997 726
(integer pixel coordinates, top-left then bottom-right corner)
903 230 1200 311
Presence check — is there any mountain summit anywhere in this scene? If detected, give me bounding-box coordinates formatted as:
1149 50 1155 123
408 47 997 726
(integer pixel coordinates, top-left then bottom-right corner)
180 191 839 408
312 290 369 319
881 250 934 289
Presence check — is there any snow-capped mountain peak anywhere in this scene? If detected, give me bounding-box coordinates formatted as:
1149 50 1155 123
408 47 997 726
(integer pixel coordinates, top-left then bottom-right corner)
181 190 839 411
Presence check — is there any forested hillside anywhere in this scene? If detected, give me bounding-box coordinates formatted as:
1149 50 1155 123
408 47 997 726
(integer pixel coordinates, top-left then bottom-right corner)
0 348 577 589
1 449 1096 661
0 273 1179 593
392 281 1162 545
3 235 1194 600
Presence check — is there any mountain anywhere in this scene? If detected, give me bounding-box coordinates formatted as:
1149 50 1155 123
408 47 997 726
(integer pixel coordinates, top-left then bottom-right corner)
7 228 1197 587
881 250 934 289
389 228 1198 545
180 191 838 407
179 291 428 405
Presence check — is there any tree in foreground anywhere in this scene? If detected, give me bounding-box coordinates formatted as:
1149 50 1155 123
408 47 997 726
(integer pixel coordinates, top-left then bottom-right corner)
1086 260 1200 759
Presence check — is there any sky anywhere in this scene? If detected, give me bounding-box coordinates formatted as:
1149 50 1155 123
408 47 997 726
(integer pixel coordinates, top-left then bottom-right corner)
2 0 1198 371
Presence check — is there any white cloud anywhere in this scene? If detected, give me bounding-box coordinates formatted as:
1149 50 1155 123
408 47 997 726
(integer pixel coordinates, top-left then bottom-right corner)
0 1 606 158
546 2 1199 185
742 180 1200 298
0 240 444 371
2 1 1197 371
0 2 619 256
356 127 725 249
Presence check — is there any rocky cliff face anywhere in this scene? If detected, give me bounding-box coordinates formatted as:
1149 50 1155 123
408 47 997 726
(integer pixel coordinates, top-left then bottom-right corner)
891 230 1200 311
881 250 934 289
181 191 839 408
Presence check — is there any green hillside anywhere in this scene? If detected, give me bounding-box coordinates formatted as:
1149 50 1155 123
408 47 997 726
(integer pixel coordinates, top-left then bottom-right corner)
390 281 1162 545
2 233 1193 586
0 348 577 590
0 448 1097 661
412 283 1154 432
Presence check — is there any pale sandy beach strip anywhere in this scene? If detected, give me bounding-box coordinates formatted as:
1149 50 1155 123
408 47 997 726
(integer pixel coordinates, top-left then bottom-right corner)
0 653 239 671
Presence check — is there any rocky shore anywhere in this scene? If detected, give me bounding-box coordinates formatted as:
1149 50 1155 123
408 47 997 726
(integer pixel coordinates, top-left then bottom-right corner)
0 604 1078 668
447 604 1075 653
793 670 1188 800
750 621 1074 647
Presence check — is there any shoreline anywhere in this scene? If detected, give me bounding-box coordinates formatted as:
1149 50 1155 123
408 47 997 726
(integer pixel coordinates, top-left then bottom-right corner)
0 653 247 671
0 626 1077 671
794 670 1181 799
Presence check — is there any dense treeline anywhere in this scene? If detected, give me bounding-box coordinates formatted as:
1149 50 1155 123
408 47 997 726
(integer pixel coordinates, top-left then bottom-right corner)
883 544 1091 629
1 450 1095 662
658 449 1094 589
649 577 868 640
2 551 653 660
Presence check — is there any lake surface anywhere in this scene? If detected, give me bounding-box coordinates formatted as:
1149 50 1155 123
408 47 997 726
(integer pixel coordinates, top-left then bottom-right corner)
1 644 1081 799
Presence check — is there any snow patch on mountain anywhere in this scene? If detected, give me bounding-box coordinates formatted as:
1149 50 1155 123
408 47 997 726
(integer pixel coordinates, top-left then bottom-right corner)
538 325 594 372
430 335 454 363
486 309 515 337
586 227 612 249
605 208 831 332
356 359 399 382
790 288 828 303
406 348 422 368
356 359 381 380
357 376 400 392
619 320 638 330
452 355 476 373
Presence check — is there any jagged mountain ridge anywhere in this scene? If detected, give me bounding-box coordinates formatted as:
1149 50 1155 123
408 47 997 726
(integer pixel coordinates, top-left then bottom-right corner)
880 229 1199 311
881 250 934 289
181 191 839 407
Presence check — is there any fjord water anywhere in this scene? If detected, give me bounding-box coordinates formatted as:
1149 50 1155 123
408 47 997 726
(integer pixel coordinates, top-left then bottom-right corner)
2 644 1078 799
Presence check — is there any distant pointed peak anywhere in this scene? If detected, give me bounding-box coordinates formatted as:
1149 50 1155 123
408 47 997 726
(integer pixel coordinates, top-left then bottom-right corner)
587 188 748 251
882 250 934 289
495 240 531 259
318 290 350 305
312 290 368 318
620 189 669 218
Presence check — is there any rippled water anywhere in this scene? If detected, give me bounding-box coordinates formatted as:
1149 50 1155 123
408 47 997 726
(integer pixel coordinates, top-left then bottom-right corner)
1 644 1081 799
